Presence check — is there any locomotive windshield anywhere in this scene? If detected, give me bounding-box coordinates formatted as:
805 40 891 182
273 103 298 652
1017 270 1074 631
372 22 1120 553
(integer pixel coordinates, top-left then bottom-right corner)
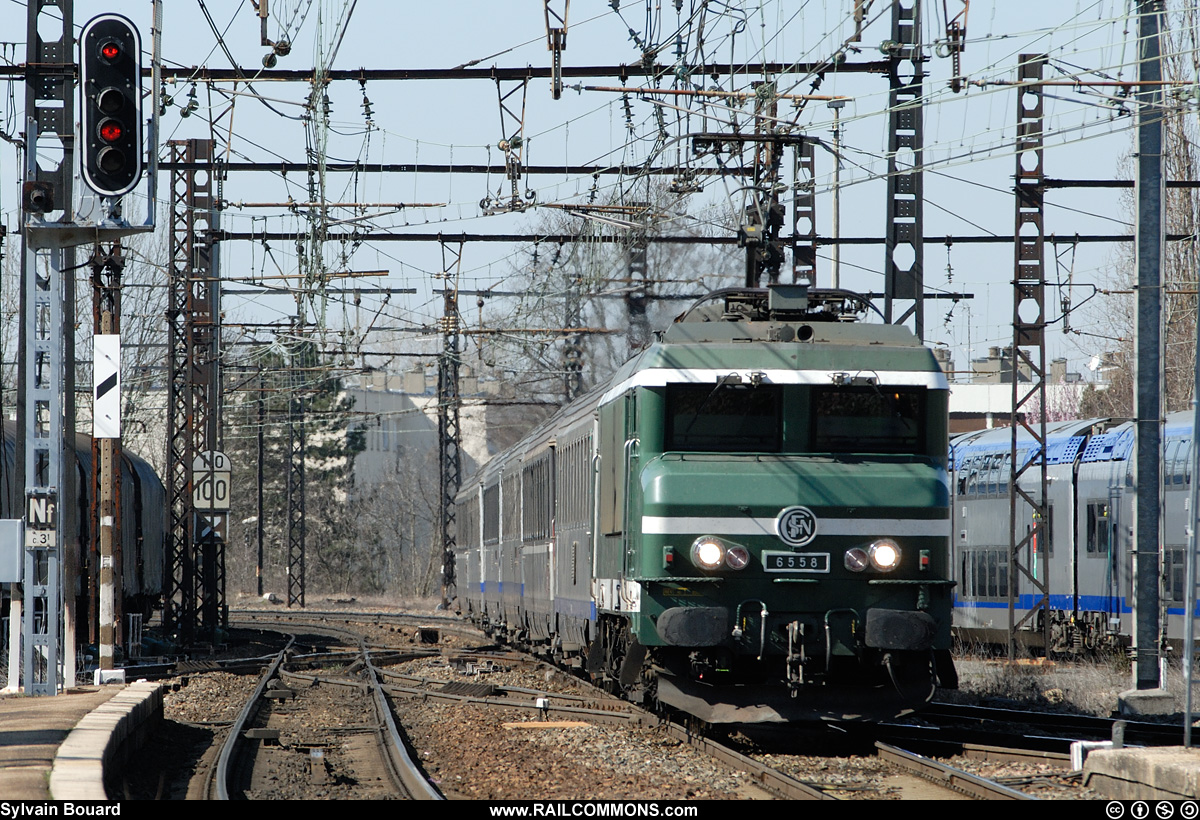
812 386 925 454
665 383 782 451
663 382 931 455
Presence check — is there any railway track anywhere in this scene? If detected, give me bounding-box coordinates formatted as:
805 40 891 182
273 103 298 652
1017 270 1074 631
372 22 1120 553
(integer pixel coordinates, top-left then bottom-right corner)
189 612 835 799
200 627 442 800
231 612 1045 800
919 701 1186 746
874 743 1037 800
119 608 1110 799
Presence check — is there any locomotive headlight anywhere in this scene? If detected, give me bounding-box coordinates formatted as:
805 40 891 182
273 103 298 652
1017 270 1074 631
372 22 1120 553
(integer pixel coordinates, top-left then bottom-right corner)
844 547 869 572
691 536 726 570
869 539 902 571
725 546 750 570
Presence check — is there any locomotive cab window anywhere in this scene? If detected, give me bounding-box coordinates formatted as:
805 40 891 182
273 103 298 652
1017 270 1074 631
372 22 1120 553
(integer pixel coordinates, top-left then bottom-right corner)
811 386 925 455
665 383 782 452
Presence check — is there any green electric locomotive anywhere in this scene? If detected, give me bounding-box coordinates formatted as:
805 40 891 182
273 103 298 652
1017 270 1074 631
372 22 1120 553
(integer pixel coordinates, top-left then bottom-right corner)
456 286 957 723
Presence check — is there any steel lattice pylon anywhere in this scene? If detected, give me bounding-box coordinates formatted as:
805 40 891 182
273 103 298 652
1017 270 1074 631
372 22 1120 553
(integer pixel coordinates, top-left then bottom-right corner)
1008 55 1051 658
438 240 463 606
18 0 77 695
883 0 925 339
791 139 817 284
286 387 306 609
165 139 224 644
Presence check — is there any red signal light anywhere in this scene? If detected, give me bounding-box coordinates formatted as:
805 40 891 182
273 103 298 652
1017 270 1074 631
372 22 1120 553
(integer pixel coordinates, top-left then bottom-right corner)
98 120 123 143
82 15 142 197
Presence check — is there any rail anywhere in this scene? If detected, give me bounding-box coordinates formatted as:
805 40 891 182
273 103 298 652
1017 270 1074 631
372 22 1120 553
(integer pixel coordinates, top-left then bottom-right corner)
875 742 1038 800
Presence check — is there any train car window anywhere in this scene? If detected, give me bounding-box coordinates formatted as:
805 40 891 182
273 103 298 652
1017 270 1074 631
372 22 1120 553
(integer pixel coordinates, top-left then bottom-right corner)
503 472 521 541
522 454 554 543
811 386 925 455
1163 439 1178 487
665 383 782 452
1033 506 1053 558
599 401 627 534
483 484 500 545
999 453 1011 495
1086 502 1109 555
1168 549 1186 603
988 547 998 600
458 497 481 549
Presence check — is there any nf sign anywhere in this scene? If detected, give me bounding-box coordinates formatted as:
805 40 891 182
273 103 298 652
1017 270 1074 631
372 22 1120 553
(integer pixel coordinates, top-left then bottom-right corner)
26 491 57 548
193 450 232 512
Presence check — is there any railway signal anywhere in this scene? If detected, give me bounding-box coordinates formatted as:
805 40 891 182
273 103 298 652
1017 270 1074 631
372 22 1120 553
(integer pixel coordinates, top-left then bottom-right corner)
80 14 143 198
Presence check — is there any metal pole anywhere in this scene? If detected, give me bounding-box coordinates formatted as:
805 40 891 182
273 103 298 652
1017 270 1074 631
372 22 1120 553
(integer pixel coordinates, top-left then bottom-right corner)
829 100 844 290
20 0 75 696
1186 358 1199 746
91 245 122 671
1133 0 1165 694
257 369 265 599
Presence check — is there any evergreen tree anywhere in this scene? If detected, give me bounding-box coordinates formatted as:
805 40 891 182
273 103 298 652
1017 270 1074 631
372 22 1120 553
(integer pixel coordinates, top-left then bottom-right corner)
223 340 365 598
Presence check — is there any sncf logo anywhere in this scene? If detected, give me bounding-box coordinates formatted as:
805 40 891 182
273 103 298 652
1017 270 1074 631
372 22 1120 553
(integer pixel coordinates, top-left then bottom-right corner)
775 506 818 547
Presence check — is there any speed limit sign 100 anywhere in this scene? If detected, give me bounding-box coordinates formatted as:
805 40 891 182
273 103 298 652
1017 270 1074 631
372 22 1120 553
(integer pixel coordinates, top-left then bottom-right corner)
193 451 231 511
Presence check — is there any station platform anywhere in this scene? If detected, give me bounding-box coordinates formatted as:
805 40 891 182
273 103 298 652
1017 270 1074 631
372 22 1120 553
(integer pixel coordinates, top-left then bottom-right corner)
0 686 121 799
0 681 162 801
1084 746 1200 800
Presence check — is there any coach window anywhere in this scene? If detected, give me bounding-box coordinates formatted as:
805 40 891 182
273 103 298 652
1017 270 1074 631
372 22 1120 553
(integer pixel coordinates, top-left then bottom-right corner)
1167 549 1186 603
483 484 500 545
1175 439 1190 486
1042 506 1054 557
1086 502 1109 555
1163 439 1179 488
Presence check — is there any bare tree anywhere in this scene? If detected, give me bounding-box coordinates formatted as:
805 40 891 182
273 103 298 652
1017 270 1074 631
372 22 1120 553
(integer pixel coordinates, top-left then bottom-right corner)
1075 3 1200 417
477 182 741 402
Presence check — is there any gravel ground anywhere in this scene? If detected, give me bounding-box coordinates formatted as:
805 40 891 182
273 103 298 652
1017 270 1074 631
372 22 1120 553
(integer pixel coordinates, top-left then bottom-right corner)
399 702 769 800
111 612 1128 800
116 671 261 799
389 652 769 799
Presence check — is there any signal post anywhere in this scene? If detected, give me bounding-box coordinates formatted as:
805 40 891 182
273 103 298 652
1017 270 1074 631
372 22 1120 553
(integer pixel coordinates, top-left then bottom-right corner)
15 5 151 694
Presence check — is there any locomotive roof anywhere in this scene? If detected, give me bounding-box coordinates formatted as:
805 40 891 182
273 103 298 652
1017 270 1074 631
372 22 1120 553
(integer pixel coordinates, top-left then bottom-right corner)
661 286 924 348
463 287 946 489
608 286 940 387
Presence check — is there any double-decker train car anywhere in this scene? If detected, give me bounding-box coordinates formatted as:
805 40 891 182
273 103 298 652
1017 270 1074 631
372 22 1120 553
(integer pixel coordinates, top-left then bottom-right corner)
455 286 958 723
950 411 1197 653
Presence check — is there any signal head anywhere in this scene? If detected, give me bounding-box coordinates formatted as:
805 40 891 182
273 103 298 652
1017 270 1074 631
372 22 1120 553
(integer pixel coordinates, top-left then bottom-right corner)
80 14 142 198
